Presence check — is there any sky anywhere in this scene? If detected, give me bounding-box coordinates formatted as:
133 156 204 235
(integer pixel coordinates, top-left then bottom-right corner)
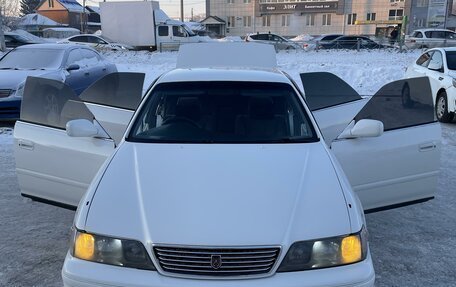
79 0 206 20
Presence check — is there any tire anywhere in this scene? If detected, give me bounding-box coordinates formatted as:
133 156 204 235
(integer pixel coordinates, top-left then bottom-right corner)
401 83 414 108
436 91 454 123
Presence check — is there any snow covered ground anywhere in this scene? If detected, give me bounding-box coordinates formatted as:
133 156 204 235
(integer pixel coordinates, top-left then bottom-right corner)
1 49 455 286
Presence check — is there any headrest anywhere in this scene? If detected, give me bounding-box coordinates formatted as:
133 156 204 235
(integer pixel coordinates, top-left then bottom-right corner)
249 97 274 119
175 97 201 121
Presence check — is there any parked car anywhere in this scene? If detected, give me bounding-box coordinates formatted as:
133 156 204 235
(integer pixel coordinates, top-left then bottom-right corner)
246 32 303 50
0 44 117 120
319 36 385 50
4 32 42 49
303 34 343 51
14 43 440 287
58 34 134 50
405 47 456 122
405 29 456 49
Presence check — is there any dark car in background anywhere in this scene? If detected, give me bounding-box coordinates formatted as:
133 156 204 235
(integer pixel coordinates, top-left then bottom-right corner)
4 32 42 49
0 44 117 120
319 36 385 50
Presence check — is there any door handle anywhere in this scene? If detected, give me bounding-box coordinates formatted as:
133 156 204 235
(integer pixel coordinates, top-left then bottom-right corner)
84 72 90 76
102 68 107 71
419 142 437 152
18 139 34 150
438 77 444 81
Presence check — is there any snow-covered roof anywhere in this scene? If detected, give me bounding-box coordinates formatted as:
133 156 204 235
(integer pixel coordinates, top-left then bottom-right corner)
200 16 226 25
58 0 86 13
18 13 64 27
42 27 80 32
185 21 205 31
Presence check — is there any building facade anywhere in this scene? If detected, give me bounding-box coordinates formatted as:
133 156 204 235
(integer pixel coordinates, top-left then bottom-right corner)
207 0 406 37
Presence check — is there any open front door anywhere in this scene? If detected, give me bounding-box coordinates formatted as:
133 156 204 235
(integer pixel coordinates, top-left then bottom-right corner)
14 73 145 208
329 77 440 212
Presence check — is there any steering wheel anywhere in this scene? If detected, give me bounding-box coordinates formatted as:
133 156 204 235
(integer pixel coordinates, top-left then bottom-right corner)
162 116 200 128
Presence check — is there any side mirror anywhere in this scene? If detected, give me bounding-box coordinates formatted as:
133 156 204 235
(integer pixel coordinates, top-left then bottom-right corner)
67 64 80 71
338 119 384 139
66 119 98 137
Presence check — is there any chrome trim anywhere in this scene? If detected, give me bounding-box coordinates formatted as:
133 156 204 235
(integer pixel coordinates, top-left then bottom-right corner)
150 243 282 280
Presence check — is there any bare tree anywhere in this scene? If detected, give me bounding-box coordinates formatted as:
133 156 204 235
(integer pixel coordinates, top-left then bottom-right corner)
0 0 20 29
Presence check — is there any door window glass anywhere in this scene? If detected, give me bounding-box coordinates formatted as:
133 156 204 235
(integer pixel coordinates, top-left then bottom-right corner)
158 26 169 36
69 36 88 42
172 26 187 37
428 51 443 70
445 32 456 39
413 31 423 38
300 72 361 111
79 49 100 67
66 49 85 66
20 77 94 129
79 73 145 111
354 77 435 131
87 36 108 44
430 31 446 38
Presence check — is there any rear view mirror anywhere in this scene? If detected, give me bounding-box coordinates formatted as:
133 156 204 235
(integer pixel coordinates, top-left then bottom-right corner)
66 119 98 137
67 64 80 71
339 119 384 139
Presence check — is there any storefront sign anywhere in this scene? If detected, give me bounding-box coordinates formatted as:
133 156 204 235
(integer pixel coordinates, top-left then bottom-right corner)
259 1 339 14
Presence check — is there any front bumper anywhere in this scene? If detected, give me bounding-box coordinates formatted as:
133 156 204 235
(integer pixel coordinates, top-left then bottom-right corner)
0 98 21 120
62 252 375 287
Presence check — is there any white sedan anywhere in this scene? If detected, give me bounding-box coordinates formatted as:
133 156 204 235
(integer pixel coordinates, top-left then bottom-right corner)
58 34 133 51
14 43 440 287
405 47 456 122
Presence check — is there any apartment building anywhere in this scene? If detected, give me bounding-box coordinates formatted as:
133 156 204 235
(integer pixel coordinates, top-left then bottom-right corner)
206 0 406 37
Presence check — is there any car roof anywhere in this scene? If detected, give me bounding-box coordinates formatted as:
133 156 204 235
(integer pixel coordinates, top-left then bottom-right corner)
15 43 96 51
428 47 456 52
157 68 292 85
413 28 453 32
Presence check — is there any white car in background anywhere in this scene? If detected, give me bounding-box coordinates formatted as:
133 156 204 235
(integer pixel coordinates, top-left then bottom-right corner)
405 29 456 49
245 33 303 50
405 47 456 122
58 34 133 50
13 43 440 287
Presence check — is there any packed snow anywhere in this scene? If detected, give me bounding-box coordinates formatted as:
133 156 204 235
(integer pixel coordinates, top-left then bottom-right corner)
0 49 455 286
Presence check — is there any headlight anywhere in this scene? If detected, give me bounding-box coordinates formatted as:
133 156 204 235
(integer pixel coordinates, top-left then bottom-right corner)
277 227 368 272
11 82 25 98
71 229 156 270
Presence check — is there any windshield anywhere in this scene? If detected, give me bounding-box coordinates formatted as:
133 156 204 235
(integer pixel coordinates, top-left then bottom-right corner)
445 51 456 70
0 49 64 70
128 81 318 143
183 25 197 37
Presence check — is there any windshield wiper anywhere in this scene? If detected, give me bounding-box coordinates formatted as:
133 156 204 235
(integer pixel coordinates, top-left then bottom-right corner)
0 67 19 70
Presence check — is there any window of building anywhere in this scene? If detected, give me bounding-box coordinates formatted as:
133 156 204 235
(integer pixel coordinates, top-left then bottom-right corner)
322 14 331 26
243 16 252 27
347 13 357 25
281 15 290 27
417 18 425 27
48 0 54 7
262 15 271 27
243 0 251 3
367 13 376 21
227 0 234 3
389 9 403 21
305 14 315 26
417 0 428 7
390 0 404 2
227 16 235 27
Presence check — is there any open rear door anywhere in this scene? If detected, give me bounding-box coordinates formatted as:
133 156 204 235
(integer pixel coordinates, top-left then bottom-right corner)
330 77 440 212
300 72 369 144
14 73 145 208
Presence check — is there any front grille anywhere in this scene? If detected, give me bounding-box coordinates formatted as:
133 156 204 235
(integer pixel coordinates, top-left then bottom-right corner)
153 246 280 277
0 89 11 98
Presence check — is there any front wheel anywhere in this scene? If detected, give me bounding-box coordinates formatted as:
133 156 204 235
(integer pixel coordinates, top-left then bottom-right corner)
436 91 454 123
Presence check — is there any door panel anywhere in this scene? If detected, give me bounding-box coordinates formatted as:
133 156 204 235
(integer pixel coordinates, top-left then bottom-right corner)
14 77 115 207
332 124 440 211
15 122 114 207
331 77 440 212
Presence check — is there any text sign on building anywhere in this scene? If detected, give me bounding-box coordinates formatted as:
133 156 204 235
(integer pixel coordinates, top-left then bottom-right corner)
259 1 339 14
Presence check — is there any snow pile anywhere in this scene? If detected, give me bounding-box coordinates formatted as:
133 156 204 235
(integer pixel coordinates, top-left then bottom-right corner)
217 36 244 42
11 29 49 43
290 34 314 42
102 49 421 96
0 128 13 146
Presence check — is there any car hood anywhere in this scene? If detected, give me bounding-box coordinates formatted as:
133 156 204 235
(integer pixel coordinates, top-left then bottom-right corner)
0 69 54 89
85 142 351 247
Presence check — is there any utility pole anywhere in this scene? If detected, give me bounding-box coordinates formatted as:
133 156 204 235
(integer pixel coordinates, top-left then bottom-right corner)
191 8 193 21
0 7 5 52
180 0 184 21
